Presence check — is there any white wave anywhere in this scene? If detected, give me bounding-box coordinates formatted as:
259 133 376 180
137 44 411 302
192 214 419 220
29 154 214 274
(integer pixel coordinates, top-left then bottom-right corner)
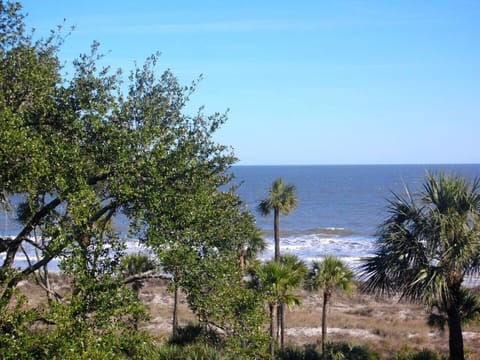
260 232 376 262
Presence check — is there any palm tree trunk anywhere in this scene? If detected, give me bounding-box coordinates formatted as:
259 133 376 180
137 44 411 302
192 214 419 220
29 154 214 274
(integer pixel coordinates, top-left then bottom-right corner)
172 284 179 338
276 304 280 342
269 302 277 358
280 302 285 349
446 304 465 360
274 208 280 262
321 291 329 356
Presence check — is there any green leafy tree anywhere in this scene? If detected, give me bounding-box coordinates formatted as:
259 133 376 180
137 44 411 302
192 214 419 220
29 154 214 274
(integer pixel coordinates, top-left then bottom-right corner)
305 256 355 356
257 178 298 262
1 2 263 356
143 187 268 356
361 173 480 360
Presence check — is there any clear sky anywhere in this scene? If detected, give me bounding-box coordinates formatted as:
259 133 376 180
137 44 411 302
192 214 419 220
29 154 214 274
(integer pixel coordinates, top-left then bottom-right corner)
21 0 479 165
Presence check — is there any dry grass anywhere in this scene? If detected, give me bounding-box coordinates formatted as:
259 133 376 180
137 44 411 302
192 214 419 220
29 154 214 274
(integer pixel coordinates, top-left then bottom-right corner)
284 288 480 358
15 276 480 358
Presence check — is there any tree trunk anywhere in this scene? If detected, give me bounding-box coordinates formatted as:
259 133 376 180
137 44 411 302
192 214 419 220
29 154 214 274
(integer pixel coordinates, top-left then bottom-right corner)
269 302 277 358
239 246 246 270
172 285 179 338
276 303 280 342
321 291 330 356
446 304 465 360
280 302 285 349
274 208 280 262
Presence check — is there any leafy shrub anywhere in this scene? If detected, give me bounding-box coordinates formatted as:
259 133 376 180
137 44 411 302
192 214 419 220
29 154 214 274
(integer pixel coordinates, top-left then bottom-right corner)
276 345 322 359
325 342 380 360
169 322 221 346
157 343 221 360
276 343 379 360
391 347 445 360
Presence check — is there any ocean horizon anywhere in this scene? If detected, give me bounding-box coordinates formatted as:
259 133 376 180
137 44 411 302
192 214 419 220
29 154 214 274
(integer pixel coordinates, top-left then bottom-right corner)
230 164 480 267
2 164 480 271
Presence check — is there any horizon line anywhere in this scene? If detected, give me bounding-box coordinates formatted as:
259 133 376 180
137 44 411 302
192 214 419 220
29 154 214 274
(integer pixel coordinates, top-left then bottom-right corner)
233 162 480 167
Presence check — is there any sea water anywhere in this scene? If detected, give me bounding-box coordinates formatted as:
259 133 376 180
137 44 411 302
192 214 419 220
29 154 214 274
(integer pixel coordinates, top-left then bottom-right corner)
2 164 480 269
231 164 480 268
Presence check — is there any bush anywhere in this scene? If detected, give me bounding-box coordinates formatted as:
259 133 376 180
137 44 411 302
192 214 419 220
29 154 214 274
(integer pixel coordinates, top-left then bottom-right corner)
157 343 221 360
324 342 380 360
276 345 321 360
276 343 379 360
391 347 445 360
169 323 221 346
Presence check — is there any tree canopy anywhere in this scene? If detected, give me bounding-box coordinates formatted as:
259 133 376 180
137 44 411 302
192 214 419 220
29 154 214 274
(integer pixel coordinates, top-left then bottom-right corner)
0 1 264 357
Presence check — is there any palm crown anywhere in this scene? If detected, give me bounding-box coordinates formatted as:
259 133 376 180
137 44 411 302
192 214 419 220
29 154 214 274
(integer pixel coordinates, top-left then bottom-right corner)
361 173 480 360
257 178 298 217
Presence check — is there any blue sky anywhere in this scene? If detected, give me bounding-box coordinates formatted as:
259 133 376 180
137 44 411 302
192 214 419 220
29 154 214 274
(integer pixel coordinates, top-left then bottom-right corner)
21 0 479 165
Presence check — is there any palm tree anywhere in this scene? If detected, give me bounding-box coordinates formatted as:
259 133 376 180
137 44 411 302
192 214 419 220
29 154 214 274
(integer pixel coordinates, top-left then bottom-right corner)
249 258 303 357
121 252 156 295
278 254 307 348
121 252 157 330
305 256 355 356
361 173 480 360
238 228 266 271
257 178 298 262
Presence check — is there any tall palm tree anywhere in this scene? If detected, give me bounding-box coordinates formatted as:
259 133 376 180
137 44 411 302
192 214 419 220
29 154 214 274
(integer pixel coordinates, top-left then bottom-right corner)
305 256 355 356
361 173 480 360
249 258 303 357
257 178 298 262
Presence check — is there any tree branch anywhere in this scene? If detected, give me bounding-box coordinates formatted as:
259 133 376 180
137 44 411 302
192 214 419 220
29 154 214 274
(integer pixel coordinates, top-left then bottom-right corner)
2 197 61 269
124 270 172 285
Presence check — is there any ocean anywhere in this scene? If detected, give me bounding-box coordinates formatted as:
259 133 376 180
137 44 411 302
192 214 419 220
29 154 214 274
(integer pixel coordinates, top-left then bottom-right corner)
2 164 480 270
231 164 480 267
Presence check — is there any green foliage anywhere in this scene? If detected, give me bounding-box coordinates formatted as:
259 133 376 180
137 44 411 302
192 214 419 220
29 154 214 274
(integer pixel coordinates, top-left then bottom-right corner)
157 343 222 360
249 256 305 357
276 345 322 360
0 294 42 360
169 322 219 346
257 178 298 262
324 342 379 360
391 347 445 360
276 343 380 360
173 253 269 357
257 178 298 217
0 322 162 360
0 2 268 358
305 256 356 296
0 287 158 360
361 173 480 360
121 252 157 276
304 256 355 354
250 256 306 309
428 288 480 331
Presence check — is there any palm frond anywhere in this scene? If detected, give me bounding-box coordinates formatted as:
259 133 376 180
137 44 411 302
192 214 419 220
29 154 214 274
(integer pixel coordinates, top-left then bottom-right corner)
361 173 480 307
